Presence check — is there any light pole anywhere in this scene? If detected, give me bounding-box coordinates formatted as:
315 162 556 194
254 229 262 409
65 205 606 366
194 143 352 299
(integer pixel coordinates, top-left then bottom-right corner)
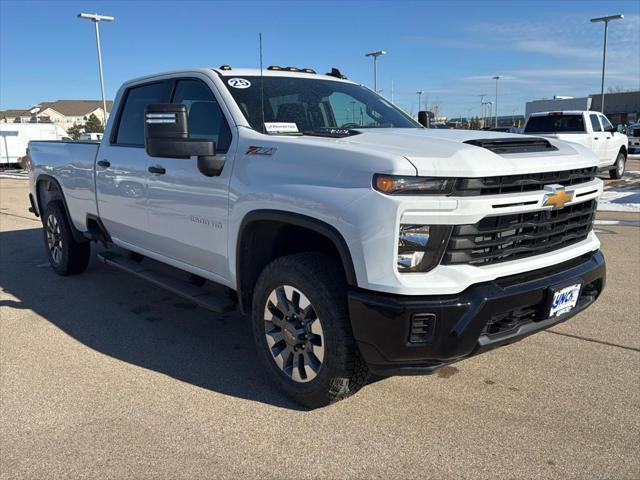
416 90 424 112
481 101 489 129
486 102 493 127
365 50 386 93
492 75 501 127
590 14 623 113
78 12 114 125
479 94 486 128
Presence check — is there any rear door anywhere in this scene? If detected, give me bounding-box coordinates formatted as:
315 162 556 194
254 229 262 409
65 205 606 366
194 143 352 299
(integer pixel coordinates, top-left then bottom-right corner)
588 113 607 164
96 80 172 248
145 76 235 280
599 114 617 167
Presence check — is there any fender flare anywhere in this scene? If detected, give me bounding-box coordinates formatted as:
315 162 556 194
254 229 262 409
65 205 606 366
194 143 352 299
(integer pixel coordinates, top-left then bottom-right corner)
35 174 87 243
236 210 358 313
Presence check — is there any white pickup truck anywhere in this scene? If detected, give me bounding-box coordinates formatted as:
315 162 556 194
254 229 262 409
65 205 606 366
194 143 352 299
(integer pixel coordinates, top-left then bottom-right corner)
627 122 640 154
524 110 628 178
28 67 606 407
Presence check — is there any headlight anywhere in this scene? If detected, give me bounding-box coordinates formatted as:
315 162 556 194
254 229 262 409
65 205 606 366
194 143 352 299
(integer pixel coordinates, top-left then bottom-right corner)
397 224 452 273
374 174 454 195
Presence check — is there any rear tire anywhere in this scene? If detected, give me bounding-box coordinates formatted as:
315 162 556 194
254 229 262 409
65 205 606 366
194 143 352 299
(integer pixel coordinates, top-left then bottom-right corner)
251 253 368 408
42 201 90 276
609 151 626 179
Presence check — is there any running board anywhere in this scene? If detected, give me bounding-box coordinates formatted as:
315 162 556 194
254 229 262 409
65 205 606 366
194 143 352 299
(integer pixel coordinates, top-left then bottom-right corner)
97 251 236 314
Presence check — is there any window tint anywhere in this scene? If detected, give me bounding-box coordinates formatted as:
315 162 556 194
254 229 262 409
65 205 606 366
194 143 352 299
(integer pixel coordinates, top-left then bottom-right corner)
524 114 585 133
172 79 232 152
223 76 418 135
590 114 602 132
600 115 613 131
115 81 172 146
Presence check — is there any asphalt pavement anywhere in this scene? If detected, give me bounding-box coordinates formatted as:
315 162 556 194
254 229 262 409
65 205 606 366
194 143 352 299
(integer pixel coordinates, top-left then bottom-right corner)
1 176 638 480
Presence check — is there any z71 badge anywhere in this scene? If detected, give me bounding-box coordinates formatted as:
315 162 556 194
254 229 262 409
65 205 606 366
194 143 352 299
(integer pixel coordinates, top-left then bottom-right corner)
246 146 277 156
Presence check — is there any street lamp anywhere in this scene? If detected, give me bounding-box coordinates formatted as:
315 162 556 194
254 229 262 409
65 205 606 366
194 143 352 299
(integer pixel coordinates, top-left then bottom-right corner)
365 50 386 93
78 12 114 125
416 90 424 111
492 75 501 127
590 14 623 113
479 93 487 128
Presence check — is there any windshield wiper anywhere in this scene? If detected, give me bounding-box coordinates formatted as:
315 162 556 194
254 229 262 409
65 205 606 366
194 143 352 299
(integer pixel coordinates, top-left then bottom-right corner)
302 128 361 138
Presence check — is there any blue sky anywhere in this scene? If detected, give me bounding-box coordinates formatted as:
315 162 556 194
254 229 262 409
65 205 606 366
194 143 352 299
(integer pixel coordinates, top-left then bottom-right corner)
1 0 639 119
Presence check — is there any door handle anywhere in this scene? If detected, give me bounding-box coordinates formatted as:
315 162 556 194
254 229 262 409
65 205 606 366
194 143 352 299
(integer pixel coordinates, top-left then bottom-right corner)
97 159 110 168
148 165 166 175
593 137 599 140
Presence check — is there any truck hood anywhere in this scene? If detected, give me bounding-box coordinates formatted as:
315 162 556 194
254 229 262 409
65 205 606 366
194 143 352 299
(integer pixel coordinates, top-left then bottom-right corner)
341 128 599 177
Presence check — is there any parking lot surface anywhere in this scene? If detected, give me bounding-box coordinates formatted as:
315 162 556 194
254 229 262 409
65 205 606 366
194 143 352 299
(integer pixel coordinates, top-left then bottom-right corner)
1 176 639 479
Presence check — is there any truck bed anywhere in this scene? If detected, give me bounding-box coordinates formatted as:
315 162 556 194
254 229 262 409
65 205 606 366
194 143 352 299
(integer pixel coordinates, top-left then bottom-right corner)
28 140 100 232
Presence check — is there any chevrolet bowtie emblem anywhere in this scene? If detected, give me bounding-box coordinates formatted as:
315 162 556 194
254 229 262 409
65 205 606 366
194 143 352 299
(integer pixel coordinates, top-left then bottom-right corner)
543 184 574 210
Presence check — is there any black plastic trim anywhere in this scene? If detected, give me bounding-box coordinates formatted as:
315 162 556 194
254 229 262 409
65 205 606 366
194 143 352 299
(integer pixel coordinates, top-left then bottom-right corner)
85 213 112 243
349 250 605 376
28 193 39 217
236 210 358 314
34 174 87 243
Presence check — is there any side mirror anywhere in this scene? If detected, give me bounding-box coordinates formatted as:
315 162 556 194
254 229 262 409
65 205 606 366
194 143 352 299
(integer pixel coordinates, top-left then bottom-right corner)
144 103 224 177
418 110 434 128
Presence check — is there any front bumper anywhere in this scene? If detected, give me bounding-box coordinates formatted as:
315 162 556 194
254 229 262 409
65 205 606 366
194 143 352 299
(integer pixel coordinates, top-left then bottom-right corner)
349 250 605 376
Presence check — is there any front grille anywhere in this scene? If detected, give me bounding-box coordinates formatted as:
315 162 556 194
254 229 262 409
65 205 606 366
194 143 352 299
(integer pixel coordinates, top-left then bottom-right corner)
454 167 597 196
443 200 596 266
632 128 640 138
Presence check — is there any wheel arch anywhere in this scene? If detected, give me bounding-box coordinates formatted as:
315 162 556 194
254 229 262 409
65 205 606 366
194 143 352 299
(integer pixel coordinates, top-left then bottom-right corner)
236 210 358 315
618 144 627 157
35 175 86 243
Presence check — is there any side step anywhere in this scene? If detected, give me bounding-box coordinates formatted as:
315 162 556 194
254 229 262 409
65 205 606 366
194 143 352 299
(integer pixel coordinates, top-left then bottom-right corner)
97 251 236 314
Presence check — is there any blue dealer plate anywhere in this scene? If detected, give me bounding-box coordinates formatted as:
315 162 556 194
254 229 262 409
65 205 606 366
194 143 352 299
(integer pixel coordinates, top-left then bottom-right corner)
549 283 582 318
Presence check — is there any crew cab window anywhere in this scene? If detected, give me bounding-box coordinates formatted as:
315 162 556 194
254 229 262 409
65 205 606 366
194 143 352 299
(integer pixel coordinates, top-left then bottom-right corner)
600 115 614 132
114 81 172 146
524 114 585 133
590 114 602 132
171 79 232 153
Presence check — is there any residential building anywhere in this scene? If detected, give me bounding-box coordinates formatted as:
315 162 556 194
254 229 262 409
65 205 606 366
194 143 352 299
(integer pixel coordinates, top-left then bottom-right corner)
0 100 112 131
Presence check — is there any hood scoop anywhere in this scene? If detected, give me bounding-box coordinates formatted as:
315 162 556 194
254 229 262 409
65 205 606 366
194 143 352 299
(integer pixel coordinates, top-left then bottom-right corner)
464 137 558 154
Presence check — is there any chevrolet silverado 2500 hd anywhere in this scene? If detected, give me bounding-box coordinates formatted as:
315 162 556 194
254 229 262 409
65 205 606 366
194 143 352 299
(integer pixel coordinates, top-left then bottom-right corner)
524 110 628 178
28 67 606 407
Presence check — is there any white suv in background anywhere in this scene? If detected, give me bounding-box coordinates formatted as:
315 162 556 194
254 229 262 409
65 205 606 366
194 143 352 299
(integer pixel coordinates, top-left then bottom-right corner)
524 111 628 178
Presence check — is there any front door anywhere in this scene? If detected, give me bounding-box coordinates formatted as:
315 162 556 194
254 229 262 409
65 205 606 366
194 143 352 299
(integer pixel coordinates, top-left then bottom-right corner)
145 77 235 281
96 80 172 249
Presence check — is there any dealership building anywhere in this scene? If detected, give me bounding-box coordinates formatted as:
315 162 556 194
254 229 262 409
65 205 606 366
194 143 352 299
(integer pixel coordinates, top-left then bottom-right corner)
526 91 640 126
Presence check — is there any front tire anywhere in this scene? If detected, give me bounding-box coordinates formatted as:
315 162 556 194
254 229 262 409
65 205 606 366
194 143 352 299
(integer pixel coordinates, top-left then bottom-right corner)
609 151 626 179
42 201 90 275
251 253 368 408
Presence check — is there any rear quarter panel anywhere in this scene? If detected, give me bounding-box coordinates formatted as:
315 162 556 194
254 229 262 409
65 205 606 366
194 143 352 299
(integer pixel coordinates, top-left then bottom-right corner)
29 141 100 231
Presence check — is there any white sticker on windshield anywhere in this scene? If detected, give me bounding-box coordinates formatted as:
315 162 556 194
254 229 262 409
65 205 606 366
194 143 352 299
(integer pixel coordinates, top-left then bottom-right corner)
228 78 252 89
264 122 299 134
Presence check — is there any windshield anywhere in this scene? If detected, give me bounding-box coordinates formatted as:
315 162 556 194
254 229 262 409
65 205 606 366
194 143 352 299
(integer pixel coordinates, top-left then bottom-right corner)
221 75 419 135
525 114 585 133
